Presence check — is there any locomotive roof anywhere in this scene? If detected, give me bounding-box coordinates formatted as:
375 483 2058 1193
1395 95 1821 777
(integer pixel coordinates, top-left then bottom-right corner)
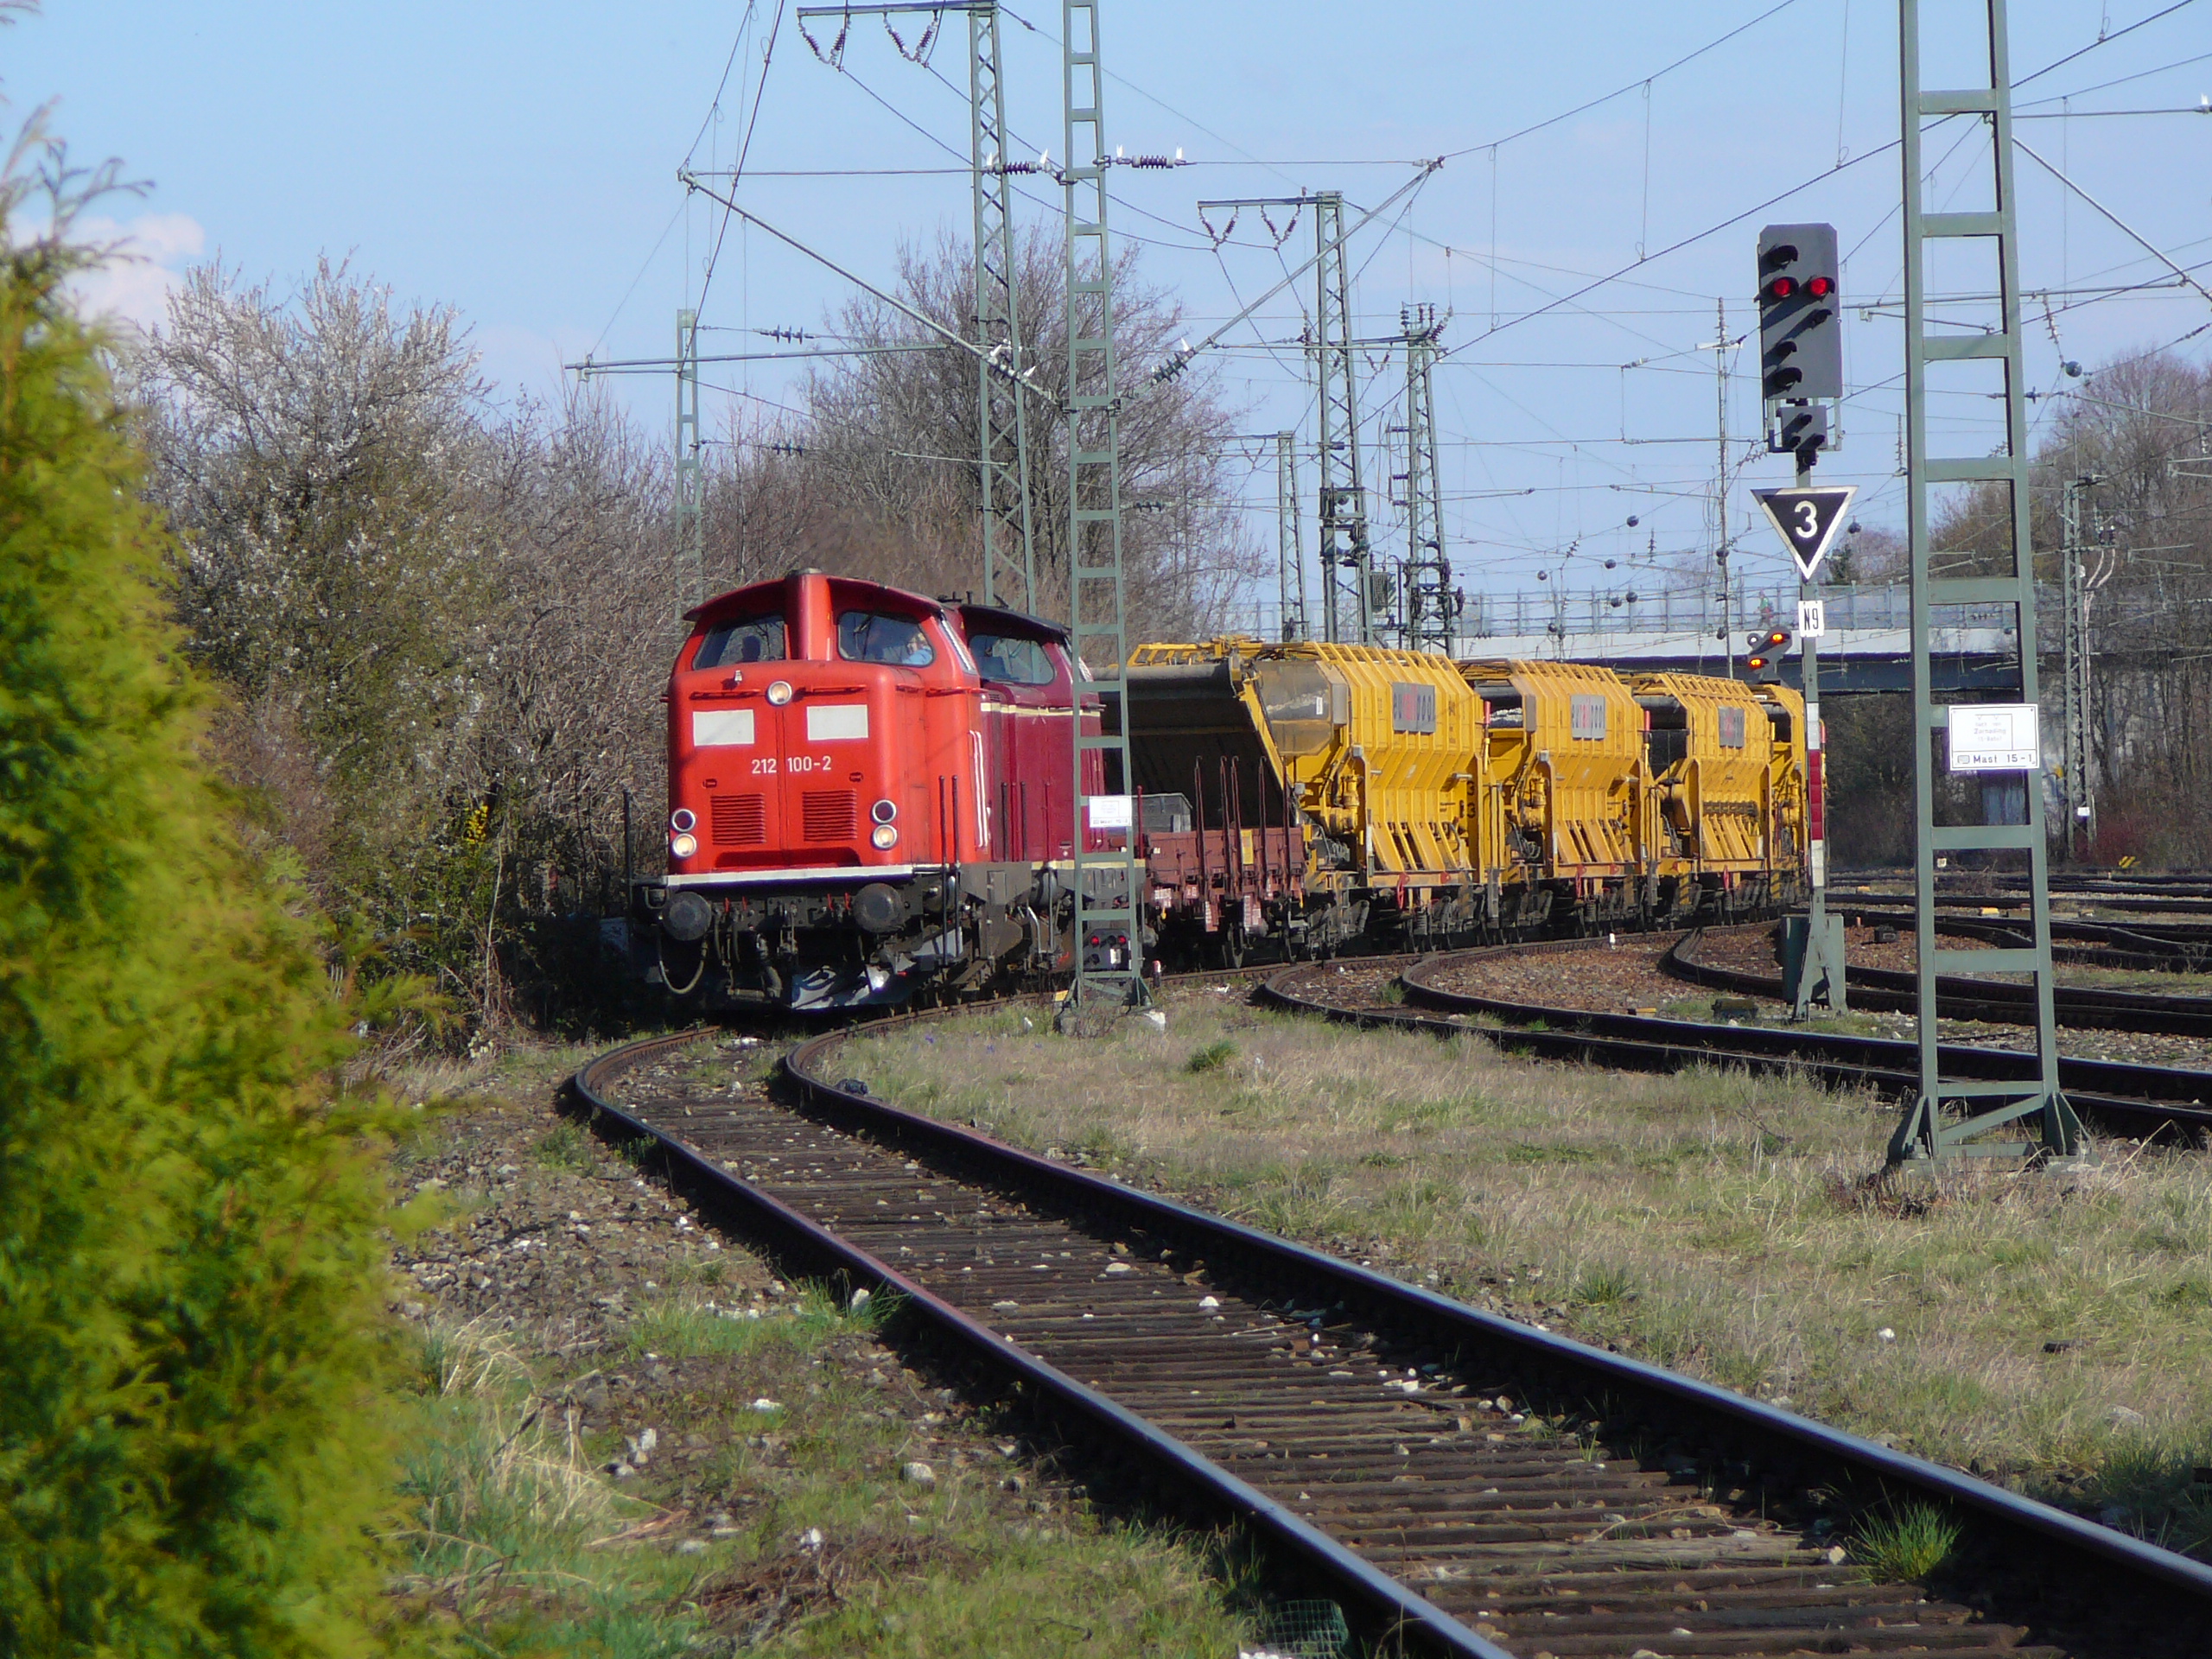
952 601 1071 646
683 570 949 625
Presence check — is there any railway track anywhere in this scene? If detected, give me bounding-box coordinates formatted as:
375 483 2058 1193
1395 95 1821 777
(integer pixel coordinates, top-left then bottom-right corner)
1827 906 2212 974
1835 874 2212 921
1269 941 2211 1142
575 1008 2212 1657
1664 928 2212 1037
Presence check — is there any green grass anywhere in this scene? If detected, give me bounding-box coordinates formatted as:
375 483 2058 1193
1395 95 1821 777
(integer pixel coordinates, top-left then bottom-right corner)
623 1284 872 1361
393 1280 1258 1656
531 1122 593 1171
1185 1039 1238 1074
1850 1501 1962 1581
396 1323 704 1657
827 989 2212 1557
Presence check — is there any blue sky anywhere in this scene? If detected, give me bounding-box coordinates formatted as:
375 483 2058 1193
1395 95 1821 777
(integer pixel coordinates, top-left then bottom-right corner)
12 1 2211 609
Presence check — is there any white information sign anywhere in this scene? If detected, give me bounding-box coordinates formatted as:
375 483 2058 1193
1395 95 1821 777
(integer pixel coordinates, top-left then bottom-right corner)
1796 598 1826 639
1085 793 1135 830
1947 703 2040 772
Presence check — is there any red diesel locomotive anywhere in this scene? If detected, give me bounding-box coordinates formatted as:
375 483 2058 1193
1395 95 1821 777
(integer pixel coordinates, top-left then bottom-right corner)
644 568 1117 1009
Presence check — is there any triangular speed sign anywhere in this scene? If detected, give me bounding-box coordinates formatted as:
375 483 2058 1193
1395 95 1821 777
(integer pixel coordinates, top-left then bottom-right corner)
1751 485 1857 581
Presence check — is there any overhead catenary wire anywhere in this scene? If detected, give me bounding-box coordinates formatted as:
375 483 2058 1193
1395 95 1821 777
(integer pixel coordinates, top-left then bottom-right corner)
2010 0 2202 91
638 0 2212 609
696 0 791 319
2012 137 2212 319
1439 0 1810 161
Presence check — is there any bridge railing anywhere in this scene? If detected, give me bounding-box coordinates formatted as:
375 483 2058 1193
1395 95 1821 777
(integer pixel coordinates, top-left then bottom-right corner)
1214 580 2121 654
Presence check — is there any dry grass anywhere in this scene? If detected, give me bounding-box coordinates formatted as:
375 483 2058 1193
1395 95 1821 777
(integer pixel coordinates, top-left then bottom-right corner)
395 1319 696 1656
836 985 2212 1554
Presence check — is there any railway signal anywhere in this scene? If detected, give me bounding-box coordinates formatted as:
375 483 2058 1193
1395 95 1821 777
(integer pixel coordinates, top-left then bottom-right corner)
1745 626 1790 683
1757 223 1842 408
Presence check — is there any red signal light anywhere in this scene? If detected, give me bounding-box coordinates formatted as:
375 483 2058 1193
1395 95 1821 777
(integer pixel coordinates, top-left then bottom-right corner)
1805 275 1834 299
1766 276 1796 300
1746 654 1770 671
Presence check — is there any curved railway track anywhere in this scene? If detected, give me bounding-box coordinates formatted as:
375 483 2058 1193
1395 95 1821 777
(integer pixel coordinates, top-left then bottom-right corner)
1835 872 2212 921
1828 907 2212 975
574 996 2212 1657
1262 941 2212 1142
1662 928 2212 1038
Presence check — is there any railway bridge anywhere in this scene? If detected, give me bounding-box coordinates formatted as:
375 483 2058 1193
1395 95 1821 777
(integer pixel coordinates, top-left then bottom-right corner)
1231 579 2166 696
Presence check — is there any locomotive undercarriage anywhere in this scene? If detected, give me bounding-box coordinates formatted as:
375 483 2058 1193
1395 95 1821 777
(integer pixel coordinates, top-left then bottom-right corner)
643 862 1079 1012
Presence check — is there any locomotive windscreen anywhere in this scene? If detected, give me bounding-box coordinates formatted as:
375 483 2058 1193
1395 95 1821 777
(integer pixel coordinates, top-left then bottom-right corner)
694 613 786 669
1122 661 1288 830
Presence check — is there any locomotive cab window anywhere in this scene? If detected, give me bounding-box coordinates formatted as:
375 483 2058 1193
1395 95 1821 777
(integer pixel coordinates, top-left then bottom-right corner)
693 613 786 670
838 610 936 668
969 632 1057 686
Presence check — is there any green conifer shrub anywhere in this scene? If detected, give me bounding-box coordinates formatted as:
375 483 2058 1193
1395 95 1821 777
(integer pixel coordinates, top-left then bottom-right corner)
0 210 400 1651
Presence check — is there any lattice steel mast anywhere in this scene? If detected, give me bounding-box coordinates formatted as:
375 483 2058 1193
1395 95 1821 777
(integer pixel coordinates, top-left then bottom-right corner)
793 1 1039 610
2059 473 2101 861
676 307 704 604
1400 304 1453 652
1892 0 2081 1161
1276 429 1308 641
1313 193 1375 643
968 3 1038 611
1059 0 1146 1015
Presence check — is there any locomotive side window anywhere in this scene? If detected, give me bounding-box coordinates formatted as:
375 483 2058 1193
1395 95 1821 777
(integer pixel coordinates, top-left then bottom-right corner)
837 610 936 668
694 613 786 669
969 632 1057 686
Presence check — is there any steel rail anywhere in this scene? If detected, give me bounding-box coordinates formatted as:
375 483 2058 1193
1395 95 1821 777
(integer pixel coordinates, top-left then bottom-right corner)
1360 946 2211 1137
570 1004 2212 1655
1833 906 2212 969
572 1023 1510 1659
1834 874 2212 918
1665 925 2212 1035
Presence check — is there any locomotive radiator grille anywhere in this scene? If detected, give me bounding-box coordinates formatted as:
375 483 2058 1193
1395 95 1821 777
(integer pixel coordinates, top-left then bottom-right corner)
801 790 856 843
710 793 767 846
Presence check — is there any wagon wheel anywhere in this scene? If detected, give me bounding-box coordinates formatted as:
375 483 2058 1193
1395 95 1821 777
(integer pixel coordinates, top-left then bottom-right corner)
1220 925 1249 970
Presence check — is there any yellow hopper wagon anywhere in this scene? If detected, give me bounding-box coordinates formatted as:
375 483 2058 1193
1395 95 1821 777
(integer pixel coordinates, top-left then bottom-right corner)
1124 639 1484 957
1460 660 1650 933
1122 640 1814 957
1630 672 1812 924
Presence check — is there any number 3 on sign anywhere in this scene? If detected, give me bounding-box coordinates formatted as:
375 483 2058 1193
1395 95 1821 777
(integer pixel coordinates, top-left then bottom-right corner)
1794 500 1820 540
1796 598 1826 639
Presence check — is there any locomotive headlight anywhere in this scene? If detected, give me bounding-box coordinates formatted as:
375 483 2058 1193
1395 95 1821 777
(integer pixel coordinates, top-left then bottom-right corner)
870 823 899 850
670 808 696 833
766 680 793 706
671 832 699 859
870 798 898 824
